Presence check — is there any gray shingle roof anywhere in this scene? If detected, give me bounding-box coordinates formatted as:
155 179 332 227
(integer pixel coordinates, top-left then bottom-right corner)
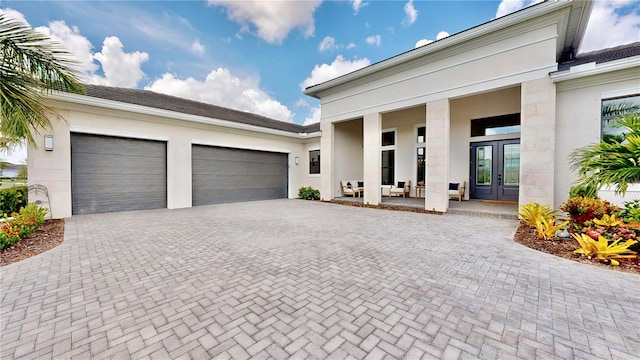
557 42 640 71
83 85 320 134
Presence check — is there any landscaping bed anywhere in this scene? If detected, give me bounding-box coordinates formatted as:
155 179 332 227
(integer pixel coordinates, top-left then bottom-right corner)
514 221 640 275
0 219 65 266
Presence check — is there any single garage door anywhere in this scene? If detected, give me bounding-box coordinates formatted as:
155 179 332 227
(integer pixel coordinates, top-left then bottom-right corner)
192 145 288 205
71 133 167 215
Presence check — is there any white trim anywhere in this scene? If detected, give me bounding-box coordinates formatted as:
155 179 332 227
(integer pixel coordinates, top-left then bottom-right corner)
53 92 320 140
601 88 640 100
69 126 170 142
551 56 640 82
305 0 571 97
191 139 291 155
320 64 556 123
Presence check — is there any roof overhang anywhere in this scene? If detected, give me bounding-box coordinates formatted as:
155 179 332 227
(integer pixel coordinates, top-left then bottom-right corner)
304 0 593 99
550 55 640 82
50 92 321 140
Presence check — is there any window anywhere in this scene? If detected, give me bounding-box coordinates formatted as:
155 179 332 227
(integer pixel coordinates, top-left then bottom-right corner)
471 113 520 137
602 94 639 142
309 150 320 174
382 130 395 185
416 126 425 184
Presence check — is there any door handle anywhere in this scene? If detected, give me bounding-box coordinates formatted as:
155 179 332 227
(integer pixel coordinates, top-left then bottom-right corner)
498 174 502 186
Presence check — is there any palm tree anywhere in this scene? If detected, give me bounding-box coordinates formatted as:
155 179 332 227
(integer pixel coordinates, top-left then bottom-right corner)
0 13 85 149
570 112 640 196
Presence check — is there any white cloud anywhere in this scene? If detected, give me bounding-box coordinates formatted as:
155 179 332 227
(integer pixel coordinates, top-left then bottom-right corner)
366 34 381 46
146 68 293 122
347 42 356 49
414 30 450 48
436 31 450 40
318 36 337 52
352 0 365 14
300 55 371 90
92 37 149 88
0 8 29 25
35 21 98 75
304 106 321 125
403 0 418 26
580 0 640 53
207 0 322 44
415 39 432 48
495 0 543 18
296 98 310 107
190 39 206 55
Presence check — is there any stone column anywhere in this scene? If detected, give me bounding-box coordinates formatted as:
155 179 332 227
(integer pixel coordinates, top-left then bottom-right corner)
167 136 192 209
319 121 334 201
426 99 450 212
363 113 382 205
520 78 556 207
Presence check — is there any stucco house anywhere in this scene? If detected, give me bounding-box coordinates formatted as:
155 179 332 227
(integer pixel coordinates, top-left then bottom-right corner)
303 0 639 212
29 0 639 218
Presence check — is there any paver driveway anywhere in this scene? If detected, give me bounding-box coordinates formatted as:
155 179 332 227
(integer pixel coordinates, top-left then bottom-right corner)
1 200 639 359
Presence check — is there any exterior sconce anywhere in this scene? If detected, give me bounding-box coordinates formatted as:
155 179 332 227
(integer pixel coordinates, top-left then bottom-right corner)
44 135 54 151
295 156 300 165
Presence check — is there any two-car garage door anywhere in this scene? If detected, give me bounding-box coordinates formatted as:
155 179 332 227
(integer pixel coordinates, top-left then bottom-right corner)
71 134 288 214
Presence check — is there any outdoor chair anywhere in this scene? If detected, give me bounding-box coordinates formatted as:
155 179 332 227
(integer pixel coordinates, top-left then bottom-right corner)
389 180 411 197
449 181 465 201
340 180 360 197
415 180 425 198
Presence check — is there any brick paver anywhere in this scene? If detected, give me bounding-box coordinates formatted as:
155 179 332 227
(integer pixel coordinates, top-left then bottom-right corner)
1 199 639 359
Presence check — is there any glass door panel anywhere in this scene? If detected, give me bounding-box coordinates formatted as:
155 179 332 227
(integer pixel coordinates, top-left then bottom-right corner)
503 144 520 186
475 145 492 185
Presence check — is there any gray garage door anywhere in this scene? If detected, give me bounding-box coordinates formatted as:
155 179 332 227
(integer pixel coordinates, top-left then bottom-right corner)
192 145 288 206
71 133 167 215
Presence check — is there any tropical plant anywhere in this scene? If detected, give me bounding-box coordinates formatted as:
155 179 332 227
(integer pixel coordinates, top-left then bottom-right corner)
0 14 85 149
560 196 618 228
535 217 569 240
570 113 640 196
572 233 637 266
518 202 559 226
620 199 640 223
592 214 624 229
298 186 320 200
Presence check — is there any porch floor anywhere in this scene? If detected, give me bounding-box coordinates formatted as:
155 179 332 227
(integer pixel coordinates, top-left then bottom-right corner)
335 196 518 219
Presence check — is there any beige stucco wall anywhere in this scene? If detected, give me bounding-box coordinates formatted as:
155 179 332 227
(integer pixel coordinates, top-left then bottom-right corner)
28 101 319 218
449 87 522 199
333 119 363 198
555 67 640 208
317 17 563 124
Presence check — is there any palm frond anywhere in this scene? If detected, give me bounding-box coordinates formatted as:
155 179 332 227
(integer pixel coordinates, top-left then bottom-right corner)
0 13 85 148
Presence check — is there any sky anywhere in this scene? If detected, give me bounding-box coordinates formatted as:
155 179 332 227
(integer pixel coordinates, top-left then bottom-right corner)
1 0 639 164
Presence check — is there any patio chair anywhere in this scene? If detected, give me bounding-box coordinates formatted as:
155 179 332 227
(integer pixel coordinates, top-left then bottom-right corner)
449 181 465 201
415 180 425 198
389 180 411 197
340 180 360 197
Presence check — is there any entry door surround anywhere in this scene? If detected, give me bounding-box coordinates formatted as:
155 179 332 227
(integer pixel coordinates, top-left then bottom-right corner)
470 139 520 202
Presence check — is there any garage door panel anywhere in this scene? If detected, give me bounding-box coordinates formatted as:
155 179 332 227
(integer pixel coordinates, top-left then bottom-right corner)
192 145 287 206
71 133 167 215
72 155 166 175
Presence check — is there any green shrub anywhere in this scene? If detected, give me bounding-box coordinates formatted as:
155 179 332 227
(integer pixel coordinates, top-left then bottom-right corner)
1 204 47 249
569 184 598 199
0 186 27 215
620 199 640 223
298 186 320 200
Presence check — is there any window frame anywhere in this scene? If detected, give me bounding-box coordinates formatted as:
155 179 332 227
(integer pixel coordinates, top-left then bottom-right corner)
381 128 397 186
308 148 320 176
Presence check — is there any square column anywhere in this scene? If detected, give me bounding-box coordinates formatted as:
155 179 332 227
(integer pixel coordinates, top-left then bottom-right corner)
167 136 192 209
426 99 450 212
363 113 382 205
520 78 556 207
319 121 334 201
